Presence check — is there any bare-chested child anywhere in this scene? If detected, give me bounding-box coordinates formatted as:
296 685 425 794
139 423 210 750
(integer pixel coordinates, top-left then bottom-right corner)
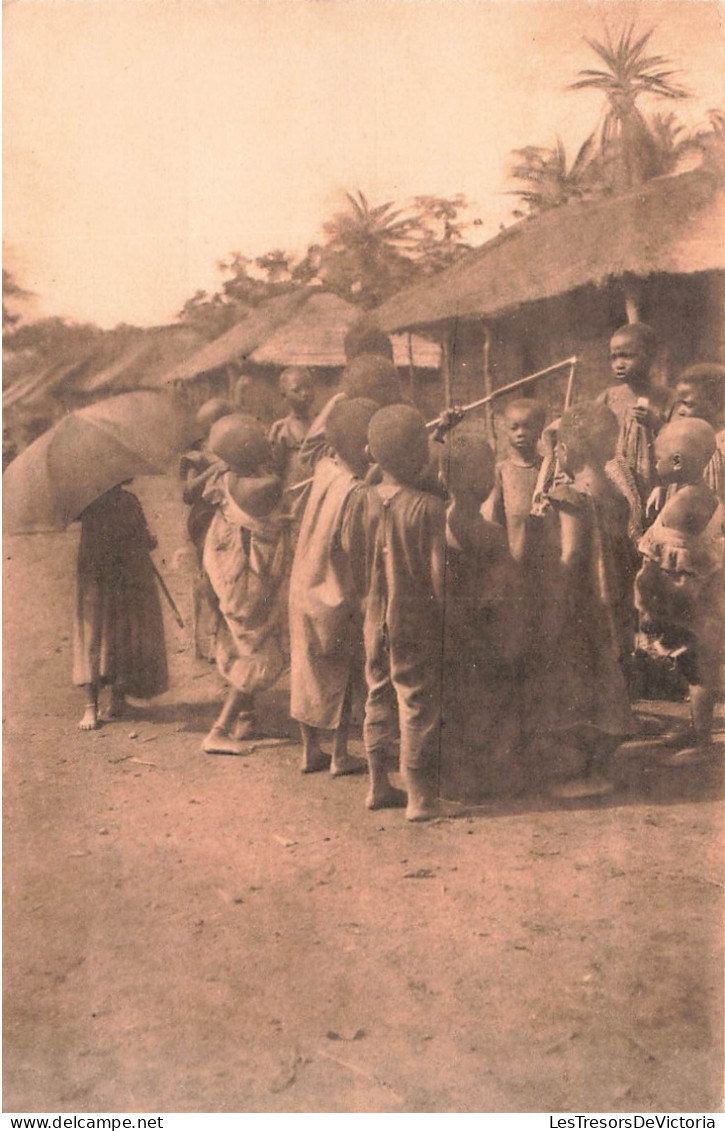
201 414 290 755
355 404 447 821
533 403 634 798
483 398 546 562
668 363 725 506
268 366 315 498
636 417 724 766
289 397 377 776
598 322 671 514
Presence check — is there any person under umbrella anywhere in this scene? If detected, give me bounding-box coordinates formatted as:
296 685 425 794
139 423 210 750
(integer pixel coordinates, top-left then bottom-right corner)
74 481 169 729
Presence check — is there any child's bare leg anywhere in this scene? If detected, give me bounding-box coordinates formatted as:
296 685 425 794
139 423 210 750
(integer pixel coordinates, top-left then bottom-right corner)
404 767 439 822
330 678 366 777
365 749 407 810
204 689 254 755
663 684 717 765
78 683 100 731
299 723 331 774
550 733 617 798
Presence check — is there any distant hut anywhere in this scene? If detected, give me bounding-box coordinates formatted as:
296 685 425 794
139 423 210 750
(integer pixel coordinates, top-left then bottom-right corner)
163 289 440 423
72 324 203 401
376 166 725 419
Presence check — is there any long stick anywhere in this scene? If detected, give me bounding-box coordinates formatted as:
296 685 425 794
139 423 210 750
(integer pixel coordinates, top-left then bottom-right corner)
426 356 578 432
151 560 185 629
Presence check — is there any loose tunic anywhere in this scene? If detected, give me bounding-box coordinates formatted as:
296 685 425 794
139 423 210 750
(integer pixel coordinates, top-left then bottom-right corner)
354 483 446 774
597 383 671 507
289 457 367 730
73 486 168 698
203 471 289 694
530 481 633 738
483 456 542 562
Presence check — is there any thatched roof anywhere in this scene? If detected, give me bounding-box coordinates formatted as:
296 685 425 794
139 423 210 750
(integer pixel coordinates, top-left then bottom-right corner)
248 291 441 369
77 325 202 395
378 168 725 332
163 291 308 383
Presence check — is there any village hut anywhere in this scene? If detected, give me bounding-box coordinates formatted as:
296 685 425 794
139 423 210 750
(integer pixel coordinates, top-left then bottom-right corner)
162 291 309 418
163 289 441 423
72 324 203 399
376 166 725 419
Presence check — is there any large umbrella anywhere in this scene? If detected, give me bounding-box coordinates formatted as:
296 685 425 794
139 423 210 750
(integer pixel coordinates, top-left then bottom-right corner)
3 390 198 535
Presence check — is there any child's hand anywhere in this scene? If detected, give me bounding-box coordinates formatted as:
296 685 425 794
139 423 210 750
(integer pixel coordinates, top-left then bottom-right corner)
540 418 560 455
632 404 651 425
645 486 665 523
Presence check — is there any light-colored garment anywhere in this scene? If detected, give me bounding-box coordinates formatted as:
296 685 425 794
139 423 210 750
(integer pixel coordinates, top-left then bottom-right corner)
482 456 541 562
203 471 289 694
289 457 366 730
73 487 168 697
705 430 725 506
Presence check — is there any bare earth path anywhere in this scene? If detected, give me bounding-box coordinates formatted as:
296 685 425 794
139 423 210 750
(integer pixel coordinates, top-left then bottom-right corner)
4 477 723 1113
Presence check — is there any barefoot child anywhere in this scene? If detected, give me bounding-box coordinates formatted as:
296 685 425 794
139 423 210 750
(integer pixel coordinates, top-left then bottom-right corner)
597 322 671 512
180 398 233 660
74 483 168 729
201 414 290 755
533 402 634 798
483 398 546 562
358 404 447 821
268 366 316 499
289 398 377 776
635 417 724 765
439 421 523 800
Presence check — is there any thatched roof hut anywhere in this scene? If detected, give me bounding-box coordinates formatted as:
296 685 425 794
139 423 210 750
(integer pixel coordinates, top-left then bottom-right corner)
249 291 441 369
76 324 202 396
376 166 725 412
378 167 724 332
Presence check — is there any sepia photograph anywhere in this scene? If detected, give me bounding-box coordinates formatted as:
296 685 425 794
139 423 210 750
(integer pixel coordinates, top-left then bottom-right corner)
3 0 725 1115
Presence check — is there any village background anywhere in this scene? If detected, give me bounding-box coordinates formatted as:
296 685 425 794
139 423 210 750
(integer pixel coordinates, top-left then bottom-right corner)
3 0 725 1115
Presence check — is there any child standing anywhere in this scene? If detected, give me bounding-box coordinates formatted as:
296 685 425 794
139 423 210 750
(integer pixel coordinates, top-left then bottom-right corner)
439 421 524 800
483 398 546 562
597 322 671 512
668 363 725 505
74 483 168 730
288 398 377 776
201 414 290 755
268 366 316 499
358 404 447 821
532 402 634 798
635 417 724 765
180 398 233 661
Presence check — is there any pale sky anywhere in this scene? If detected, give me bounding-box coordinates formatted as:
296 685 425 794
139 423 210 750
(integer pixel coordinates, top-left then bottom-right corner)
4 0 725 328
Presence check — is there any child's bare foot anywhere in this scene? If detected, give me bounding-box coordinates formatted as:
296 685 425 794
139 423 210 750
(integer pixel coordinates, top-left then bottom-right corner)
202 726 250 756
550 774 614 799
232 714 262 740
330 753 368 778
78 704 100 731
301 751 332 774
406 796 440 822
366 785 407 810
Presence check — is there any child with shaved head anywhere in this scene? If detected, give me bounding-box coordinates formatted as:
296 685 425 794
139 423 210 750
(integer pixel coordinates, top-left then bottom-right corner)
636 417 724 765
288 397 377 777
598 322 671 511
268 366 315 498
357 404 446 820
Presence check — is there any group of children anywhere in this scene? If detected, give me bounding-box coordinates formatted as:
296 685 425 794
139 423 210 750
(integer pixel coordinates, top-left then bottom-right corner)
73 319 724 820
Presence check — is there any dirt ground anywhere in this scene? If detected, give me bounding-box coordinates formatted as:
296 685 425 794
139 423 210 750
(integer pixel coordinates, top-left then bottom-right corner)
3 476 724 1114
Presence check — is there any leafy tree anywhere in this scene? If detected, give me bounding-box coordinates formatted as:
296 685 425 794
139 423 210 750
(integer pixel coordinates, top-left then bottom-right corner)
2 269 32 333
507 134 597 216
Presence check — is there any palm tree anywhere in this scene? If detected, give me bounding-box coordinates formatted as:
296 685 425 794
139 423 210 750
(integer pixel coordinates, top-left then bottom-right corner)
319 191 420 306
508 134 597 215
570 24 689 191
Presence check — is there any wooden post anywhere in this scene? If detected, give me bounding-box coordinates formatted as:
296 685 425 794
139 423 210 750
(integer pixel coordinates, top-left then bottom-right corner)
441 326 454 409
481 324 494 443
624 276 642 323
407 331 420 409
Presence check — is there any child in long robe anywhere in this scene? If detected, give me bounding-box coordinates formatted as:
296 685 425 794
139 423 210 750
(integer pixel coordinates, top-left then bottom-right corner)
201 414 290 755
635 418 724 765
179 397 233 660
358 405 446 821
439 421 524 800
532 402 634 798
597 322 671 515
288 398 378 775
74 483 168 730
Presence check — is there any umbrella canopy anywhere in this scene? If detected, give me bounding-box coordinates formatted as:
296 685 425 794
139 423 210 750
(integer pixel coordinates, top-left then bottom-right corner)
3 390 197 535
